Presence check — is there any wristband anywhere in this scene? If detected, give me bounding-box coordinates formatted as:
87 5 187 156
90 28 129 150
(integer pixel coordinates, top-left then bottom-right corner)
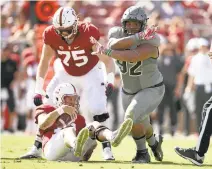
35 77 44 94
57 107 64 115
104 49 113 57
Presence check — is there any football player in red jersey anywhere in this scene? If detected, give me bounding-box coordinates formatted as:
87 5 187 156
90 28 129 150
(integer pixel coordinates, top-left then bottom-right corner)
31 83 133 161
21 7 116 160
36 83 90 161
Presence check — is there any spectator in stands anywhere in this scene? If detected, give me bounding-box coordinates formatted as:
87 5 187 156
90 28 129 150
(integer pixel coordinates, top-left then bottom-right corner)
178 38 200 136
1 15 11 41
185 38 212 131
174 46 212 166
107 71 122 130
1 42 18 133
157 42 184 136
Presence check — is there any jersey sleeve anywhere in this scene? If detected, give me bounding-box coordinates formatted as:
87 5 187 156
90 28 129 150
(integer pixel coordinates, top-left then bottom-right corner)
108 26 123 40
34 105 55 124
89 23 100 41
42 27 52 45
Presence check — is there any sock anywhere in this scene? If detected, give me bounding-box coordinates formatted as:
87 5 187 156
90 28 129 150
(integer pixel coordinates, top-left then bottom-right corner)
102 141 111 149
34 140 42 149
146 134 156 147
195 146 205 158
35 128 42 142
197 151 205 158
1 118 4 131
34 129 42 149
196 153 205 160
133 135 146 151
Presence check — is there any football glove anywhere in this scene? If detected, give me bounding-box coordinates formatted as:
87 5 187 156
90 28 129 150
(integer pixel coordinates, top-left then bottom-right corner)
105 72 115 97
33 94 43 106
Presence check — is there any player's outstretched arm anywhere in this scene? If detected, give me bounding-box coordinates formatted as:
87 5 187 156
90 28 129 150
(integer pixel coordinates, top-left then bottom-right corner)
35 44 54 95
108 44 158 62
108 25 158 50
91 37 158 62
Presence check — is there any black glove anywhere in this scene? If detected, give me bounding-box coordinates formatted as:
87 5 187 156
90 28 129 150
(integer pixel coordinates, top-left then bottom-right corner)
93 113 109 122
33 94 43 106
106 83 114 97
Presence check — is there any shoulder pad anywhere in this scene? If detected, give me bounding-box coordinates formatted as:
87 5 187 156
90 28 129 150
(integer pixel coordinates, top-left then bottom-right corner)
43 26 54 45
108 26 125 39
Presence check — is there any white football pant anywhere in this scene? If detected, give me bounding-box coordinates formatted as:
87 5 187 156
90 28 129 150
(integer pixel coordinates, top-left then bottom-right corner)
43 129 96 161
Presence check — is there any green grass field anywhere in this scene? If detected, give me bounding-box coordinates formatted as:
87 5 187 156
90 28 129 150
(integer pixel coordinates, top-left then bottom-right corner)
1 135 212 169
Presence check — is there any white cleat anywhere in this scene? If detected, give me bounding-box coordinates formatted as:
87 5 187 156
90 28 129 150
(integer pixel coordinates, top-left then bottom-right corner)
74 128 89 157
111 118 133 147
20 145 42 159
102 147 115 160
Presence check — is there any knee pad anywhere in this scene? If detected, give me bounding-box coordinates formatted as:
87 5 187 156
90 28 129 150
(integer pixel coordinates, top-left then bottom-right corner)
93 113 109 122
95 125 109 142
87 122 109 142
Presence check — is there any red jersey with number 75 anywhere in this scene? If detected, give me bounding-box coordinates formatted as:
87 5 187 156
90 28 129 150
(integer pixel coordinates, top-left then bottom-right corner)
43 22 100 76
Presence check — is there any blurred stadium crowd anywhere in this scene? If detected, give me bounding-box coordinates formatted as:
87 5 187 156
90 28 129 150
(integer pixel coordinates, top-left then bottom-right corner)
1 0 212 137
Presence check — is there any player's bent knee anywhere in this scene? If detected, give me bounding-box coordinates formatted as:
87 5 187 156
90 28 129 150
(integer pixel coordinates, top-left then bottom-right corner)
87 122 108 142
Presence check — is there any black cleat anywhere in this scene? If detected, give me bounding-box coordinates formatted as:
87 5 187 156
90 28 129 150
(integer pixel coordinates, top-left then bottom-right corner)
150 134 163 161
132 149 150 163
174 147 204 166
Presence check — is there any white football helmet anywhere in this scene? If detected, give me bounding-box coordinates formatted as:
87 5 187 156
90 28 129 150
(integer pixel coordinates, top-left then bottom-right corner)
52 7 78 38
53 83 80 109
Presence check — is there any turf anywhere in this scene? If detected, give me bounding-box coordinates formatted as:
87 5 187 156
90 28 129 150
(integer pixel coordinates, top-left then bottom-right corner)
1 135 212 169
